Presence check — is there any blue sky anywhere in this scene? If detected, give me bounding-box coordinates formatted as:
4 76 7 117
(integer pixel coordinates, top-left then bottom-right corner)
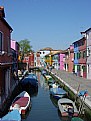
1 0 91 51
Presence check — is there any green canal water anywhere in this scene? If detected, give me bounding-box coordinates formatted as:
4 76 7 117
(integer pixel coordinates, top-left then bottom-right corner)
22 72 85 121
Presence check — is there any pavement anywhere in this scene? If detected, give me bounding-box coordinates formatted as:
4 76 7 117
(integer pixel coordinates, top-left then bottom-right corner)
51 69 91 109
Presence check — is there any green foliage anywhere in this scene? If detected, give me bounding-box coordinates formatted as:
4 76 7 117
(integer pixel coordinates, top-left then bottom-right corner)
18 39 33 61
19 39 32 54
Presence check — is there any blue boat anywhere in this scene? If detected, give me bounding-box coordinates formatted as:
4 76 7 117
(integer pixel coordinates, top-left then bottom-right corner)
1 110 21 121
27 73 38 80
20 76 38 89
49 87 67 99
78 90 88 97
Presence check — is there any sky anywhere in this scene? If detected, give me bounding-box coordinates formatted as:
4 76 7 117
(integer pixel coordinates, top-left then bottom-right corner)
0 0 91 51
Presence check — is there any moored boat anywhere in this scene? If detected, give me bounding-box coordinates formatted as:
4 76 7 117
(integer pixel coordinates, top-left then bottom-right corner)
20 76 38 89
49 82 60 88
41 69 47 75
58 98 79 117
45 75 52 80
50 87 67 100
1 109 21 121
10 91 31 115
48 78 55 85
27 73 38 80
71 117 84 121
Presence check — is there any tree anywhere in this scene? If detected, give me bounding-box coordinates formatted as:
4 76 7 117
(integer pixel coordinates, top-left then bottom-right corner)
19 39 32 61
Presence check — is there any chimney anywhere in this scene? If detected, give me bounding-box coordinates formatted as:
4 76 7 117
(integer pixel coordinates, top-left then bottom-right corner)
0 6 5 18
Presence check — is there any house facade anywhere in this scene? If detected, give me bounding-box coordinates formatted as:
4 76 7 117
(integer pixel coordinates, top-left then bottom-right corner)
23 52 34 70
81 28 91 79
0 6 13 108
11 40 19 83
39 47 53 67
34 52 41 67
59 53 65 70
73 37 87 77
62 45 74 73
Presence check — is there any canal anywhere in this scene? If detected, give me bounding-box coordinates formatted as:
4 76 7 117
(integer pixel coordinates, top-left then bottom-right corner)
22 72 71 121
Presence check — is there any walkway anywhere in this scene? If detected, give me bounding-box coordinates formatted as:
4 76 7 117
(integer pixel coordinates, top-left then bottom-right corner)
51 69 91 109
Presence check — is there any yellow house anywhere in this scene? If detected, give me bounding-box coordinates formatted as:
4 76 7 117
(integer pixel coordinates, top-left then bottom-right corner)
45 50 61 66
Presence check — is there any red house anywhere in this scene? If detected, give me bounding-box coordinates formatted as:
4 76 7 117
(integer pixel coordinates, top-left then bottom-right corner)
78 37 87 78
0 6 13 109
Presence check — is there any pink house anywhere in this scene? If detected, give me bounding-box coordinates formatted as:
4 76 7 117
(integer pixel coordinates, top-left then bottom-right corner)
59 53 65 70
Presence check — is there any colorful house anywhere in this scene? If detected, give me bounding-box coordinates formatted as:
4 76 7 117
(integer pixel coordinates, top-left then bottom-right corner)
11 40 19 82
73 37 86 77
62 45 74 73
39 47 53 67
0 6 13 108
81 28 91 79
59 53 65 70
51 50 63 70
34 52 41 67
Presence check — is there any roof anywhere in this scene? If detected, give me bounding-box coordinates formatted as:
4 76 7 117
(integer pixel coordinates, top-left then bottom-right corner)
73 37 86 44
0 6 13 31
1 18 13 31
39 47 53 51
81 28 91 34
45 50 63 56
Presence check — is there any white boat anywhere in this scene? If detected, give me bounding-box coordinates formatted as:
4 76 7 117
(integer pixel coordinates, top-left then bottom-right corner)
49 82 60 88
10 91 31 115
58 98 79 117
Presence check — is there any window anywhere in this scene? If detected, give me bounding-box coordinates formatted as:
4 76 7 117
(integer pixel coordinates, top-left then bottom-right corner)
0 32 3 51
7 36 10 53
77 65 80 71
82 66 86 72
83 51 86 58
77 53 79 59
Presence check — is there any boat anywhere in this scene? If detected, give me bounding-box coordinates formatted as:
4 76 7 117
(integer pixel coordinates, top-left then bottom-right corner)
58 98 79 117
1 109 21 121
27 73 38 80
49 82 60 88
20 76 38 89
48 78 55 85
10 91 31 115
71 117 84 121
41 69 47 75
49 87 67 100
45 75 52 80
78 90 88 97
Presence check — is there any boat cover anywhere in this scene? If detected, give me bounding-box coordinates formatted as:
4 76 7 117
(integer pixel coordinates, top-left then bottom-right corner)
2 110 21 121
50 87 67 95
